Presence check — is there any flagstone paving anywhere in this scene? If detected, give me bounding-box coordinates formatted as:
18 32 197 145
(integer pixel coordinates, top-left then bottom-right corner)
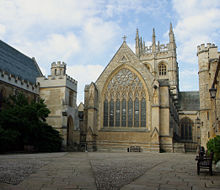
0 152 219 190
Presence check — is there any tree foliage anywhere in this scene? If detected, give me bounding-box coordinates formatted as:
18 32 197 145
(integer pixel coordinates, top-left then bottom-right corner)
0 93 62 153
207 135 220 163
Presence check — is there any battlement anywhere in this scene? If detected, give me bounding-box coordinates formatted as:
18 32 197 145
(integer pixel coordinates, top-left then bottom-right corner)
39 74 77 85
67 75 78 85
197 43 217 54
51 61 66 68
37 73 77 92
51 61 67 76
0 69 39 94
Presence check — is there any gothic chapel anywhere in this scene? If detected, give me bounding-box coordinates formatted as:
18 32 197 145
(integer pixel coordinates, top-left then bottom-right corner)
83 24 200 152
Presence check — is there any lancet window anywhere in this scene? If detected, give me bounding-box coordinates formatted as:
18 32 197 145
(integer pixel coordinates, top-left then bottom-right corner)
159 63 166 76
103 68 147 128
180 117 193 140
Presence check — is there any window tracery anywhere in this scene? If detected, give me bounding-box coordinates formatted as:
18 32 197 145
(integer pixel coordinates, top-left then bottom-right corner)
103 68 147 128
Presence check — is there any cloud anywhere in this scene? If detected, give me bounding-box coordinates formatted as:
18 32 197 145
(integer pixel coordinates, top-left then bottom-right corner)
10 32 81 75
0 24 6 38
67 64 105 104
171 0 220 91
0 0 99 29
172 0 220 64
179 68 199 91
82 18 121 53
180 69 198 78
103 0 169 18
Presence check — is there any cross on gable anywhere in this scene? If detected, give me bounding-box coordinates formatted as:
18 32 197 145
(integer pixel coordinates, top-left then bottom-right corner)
122 35 127 42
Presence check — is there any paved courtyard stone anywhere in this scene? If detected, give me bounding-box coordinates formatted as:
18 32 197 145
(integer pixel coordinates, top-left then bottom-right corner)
0 152 220 190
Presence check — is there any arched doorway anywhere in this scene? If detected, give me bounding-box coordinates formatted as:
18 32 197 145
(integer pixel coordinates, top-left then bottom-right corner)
67 116 74 146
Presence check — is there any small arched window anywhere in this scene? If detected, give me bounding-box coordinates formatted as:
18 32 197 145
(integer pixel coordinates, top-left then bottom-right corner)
159 63 166 76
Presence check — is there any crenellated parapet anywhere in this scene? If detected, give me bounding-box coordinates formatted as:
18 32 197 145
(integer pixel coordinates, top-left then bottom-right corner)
37 74 77 92
51 61 66 67
197 43 219 73
67 75 77 85
51 61 67 76
0 69 39 94
197 43 217 55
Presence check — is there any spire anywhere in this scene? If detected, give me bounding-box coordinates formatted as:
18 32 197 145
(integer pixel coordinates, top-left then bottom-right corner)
169 22 175 44
136 28 139 40
152 28 156 53
135 28 140 56
169 22 173 34
152 28 156 45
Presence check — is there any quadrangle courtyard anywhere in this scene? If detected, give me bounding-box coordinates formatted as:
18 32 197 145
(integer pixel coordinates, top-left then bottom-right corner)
0 152 220 190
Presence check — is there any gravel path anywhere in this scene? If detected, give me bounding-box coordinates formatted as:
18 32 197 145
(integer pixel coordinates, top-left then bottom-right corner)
1 152 220 190
0 159 49 185
0 152 66 185
89 152 164 190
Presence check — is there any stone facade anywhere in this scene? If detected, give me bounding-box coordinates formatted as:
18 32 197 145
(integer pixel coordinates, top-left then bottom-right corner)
197 43 220 148
37 62 79 149
83 24 200 152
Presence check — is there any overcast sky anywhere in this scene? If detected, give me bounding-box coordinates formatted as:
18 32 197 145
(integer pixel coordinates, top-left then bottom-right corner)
0 0 220 104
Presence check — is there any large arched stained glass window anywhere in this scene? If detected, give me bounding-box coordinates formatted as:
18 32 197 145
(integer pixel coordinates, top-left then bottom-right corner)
103 68 147 128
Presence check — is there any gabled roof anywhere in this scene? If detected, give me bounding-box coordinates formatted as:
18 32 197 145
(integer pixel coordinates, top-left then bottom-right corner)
95 41 139 83
0 40 43 84
179 91 200 111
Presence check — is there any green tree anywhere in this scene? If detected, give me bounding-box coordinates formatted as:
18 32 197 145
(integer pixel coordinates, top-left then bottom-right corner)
0 93 62 152
207 135 220 163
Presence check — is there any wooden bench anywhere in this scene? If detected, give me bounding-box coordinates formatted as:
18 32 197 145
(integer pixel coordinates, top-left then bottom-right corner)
196 152 214 175
129 146 141 152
